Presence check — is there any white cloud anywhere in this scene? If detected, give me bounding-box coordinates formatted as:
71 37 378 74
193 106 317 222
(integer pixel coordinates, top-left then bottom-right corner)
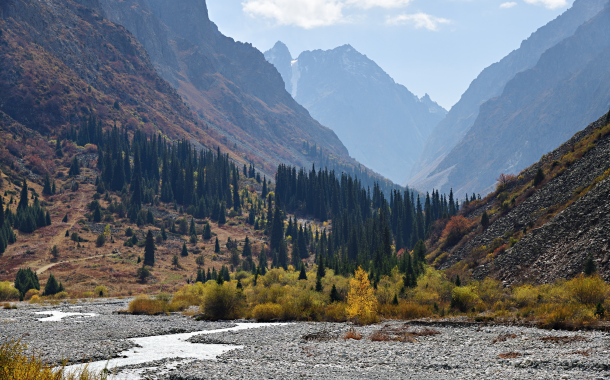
524 0 567 9
500 2 517 8
242 0 413 29
386 12 450 31
345 0 413 9
242 0 344 29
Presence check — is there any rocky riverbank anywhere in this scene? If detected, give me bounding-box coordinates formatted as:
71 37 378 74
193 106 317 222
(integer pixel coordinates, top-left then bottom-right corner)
1 299 609 379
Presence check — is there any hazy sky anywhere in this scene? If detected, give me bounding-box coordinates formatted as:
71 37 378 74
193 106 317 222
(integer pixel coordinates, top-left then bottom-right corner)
207 0 574 110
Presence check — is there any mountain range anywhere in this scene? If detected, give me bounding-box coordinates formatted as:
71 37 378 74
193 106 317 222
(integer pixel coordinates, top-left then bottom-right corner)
409 0 609 195
264 42 446 184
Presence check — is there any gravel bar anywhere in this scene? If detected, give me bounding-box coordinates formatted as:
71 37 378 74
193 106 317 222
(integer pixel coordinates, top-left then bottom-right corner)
2 301 610 379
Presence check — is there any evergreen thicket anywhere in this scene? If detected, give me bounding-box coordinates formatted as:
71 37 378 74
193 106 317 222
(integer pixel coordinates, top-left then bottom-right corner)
14 268 39 298
271 164 457 279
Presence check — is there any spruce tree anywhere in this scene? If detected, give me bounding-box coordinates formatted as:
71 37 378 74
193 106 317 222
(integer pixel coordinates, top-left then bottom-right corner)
330 284 341 303
232 172 241 213
144 230 155 266
481 211 489 229
68 157 80 176
258 245 267 275
298 263 307 280
534 168 545 187
270 205 284 252
42 174 52 195
18 179 28 210
214 237 220 253
242 236 252 258
181 242 189 257
584 253 596 275
55 138 63 158
161 225 167 241
44 273 60 296
218 202 226 225
203 223 212 240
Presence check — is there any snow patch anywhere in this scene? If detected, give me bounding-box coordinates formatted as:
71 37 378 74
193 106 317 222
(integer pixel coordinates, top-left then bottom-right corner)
290 60 300 98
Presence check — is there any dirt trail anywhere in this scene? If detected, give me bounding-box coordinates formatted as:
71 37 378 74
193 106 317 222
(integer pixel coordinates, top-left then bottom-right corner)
37 254 104 275
37 184 95 275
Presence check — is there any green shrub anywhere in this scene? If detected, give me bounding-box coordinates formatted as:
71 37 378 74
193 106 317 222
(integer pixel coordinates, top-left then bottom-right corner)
451 286 479 312
200 283 244 320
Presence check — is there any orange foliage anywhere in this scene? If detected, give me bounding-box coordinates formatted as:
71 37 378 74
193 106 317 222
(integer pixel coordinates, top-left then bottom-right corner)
441 216 473 248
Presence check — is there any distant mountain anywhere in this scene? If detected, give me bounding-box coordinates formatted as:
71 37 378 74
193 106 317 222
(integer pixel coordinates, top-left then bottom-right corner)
420 2 610 196
98 0 357 176
409 0 608 192
265 42 446 184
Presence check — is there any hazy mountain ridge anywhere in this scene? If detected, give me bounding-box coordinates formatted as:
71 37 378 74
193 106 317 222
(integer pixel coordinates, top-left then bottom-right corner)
265 42 446 184
426 2 610 196
409 0 609 191
99 0 359 176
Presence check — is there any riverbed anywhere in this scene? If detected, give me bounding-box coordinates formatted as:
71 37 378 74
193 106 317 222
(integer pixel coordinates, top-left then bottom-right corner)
1 299 609 379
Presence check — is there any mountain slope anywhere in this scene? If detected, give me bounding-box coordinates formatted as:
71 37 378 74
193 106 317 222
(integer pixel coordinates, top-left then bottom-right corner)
423 3 610 196
409 0 608 190
0 0 201 142
98 0 354 175
427 110 610 284
265 42 446 184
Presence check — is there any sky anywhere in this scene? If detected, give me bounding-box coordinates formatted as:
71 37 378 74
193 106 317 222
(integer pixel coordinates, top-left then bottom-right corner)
206 0 574 110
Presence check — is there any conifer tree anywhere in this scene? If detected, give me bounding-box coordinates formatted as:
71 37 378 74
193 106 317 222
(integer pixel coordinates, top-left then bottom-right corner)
584 253 597 275
242 236 252 258
232 172 241 213
181 242 189 257
330 284 341 303
298 263 307 280
534 168 545 187
214 237 220 253
144 230 155 266
270 205 284 252
18 179 28 210
481 211 490 229
42 173 52 195
68 157 80 176
258 245 267 275
44 273 60 296
218 202 226 225
278 240 288 269
161 225 167 241
203 223 212 240
55 138 63 158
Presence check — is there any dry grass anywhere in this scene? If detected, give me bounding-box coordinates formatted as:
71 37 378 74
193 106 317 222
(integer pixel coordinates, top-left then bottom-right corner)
369 324 440 343
498 352 522 359
492 334 518 343
343 328 362 340
539 336 587 344
0 339 108 379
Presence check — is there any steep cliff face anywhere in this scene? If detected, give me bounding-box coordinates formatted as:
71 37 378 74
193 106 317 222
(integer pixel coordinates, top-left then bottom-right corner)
98 0 353 174
424 3 610 196
0 0 207 144
265 43 446 184
409 0 608 191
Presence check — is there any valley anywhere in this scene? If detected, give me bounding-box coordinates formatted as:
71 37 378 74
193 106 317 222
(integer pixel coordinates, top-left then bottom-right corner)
1 0 610 379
